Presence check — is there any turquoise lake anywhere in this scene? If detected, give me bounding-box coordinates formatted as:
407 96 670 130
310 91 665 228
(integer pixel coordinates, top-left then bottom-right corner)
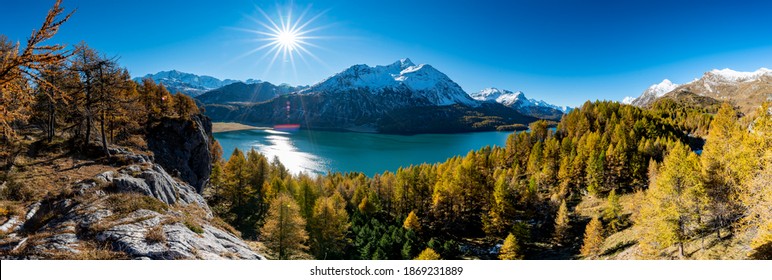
214 129 514 176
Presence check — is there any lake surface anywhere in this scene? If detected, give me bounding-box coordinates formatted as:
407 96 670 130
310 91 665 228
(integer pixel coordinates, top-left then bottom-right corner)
214 129 513 176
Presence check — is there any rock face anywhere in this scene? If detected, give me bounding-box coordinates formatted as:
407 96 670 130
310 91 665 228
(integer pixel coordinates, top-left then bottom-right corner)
98 164 211 217
0 162 263 260
146 114 213 193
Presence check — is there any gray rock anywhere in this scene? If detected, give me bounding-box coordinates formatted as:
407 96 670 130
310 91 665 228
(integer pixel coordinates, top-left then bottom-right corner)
95 210 262 260
109 164 211 217
147 114 213 193
0 216 21 233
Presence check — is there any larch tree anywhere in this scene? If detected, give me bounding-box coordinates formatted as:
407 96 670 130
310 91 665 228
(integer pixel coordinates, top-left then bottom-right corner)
403 210 421 232
414 248 441 260
701 103 757 238
553 199 570 245
580 215 604 258
0 0 73 141
636 143 707 259
603 189 623 233
499 233 523 260
741 103 772 258
309 196 349 259
260 193 308 260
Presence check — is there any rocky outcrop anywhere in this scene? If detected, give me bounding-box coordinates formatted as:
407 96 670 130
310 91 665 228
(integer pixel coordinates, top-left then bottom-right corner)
0 160 263 260
97 164 212 217
146 114 213 193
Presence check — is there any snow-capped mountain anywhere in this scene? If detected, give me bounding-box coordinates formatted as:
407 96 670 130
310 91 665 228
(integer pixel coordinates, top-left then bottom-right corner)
202 59 542 133
134 70 261 97
471 87 571 113
624 68 771 114
301 58 478 106
470 88 522 106
470 87 570 120
627 79 679 107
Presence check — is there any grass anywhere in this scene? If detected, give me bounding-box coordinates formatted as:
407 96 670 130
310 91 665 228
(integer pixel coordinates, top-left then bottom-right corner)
184 219 204 234
145 224 166 243
106 193 169 215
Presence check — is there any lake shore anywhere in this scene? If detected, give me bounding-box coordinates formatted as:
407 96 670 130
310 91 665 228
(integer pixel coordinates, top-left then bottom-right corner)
212 122 270 133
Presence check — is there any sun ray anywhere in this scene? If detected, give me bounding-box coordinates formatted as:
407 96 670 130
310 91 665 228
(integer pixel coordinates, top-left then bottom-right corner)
238 4 332 83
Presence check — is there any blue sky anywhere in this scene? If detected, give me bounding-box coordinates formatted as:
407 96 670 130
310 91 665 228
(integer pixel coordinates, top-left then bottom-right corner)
2 0 771 107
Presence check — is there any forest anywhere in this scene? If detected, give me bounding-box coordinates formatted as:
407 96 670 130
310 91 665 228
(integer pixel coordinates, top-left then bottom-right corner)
2 0 771 260
206 99 771 259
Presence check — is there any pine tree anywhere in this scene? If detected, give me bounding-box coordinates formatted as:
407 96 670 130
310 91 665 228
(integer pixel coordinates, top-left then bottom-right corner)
414 248 440 260
553 200 570 244
580 216 604 258
603 189 623 232
0 0 73 141
702 103 757 238
403 210 421 232
309 196 349 259
499 233 523 260
741 103 772 258
636 143 707 259
260 193 308 260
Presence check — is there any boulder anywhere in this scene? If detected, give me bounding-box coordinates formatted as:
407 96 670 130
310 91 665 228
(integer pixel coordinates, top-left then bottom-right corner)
146 114 213 193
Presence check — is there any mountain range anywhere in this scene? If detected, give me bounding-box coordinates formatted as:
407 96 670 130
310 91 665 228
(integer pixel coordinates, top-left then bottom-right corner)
470 87 571 120
134 70 263 97
623 68 772 114
137 59 573 133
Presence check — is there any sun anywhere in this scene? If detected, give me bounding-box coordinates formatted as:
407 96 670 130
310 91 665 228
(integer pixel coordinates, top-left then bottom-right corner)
275 29 299 51
239 4 329 77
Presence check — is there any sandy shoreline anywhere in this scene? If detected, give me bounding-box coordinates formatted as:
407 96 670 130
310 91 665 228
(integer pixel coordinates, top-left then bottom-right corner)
212 122 270 133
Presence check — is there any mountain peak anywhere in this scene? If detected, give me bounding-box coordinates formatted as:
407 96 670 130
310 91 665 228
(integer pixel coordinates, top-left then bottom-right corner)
397 58 415 68
707 68 772 82
646 79 679 98
470 88 570 114
303 59 477 106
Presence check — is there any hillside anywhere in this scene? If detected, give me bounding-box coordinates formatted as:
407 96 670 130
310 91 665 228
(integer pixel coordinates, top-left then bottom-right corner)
0 115 263 259
626 68 772 115
195 81 303 104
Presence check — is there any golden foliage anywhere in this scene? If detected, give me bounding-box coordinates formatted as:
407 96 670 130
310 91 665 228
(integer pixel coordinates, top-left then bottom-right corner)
414 248 440 260
260 193 308 260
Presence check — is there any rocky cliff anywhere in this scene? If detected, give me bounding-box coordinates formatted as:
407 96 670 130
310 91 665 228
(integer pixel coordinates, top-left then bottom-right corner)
0 147 263 260
146 114 213 193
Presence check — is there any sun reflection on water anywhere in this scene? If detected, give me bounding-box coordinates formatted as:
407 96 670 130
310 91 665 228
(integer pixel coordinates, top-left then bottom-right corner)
251 130 327 175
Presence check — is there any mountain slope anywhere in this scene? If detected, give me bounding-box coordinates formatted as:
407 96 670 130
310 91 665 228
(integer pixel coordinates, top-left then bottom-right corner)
300 58 478 107
202 59 540 133
626 79 679 107
470 87 570 120
135 70 261 97
196 82 304 104
625 68 772 114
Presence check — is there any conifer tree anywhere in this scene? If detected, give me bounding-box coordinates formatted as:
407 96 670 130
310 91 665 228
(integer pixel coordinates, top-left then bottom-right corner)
414 248 440 260
260 193 308 260
403 210 421 232
580 216 604 258
553 200 570 244
309 196 349 259
603 189 623 232
499 233 523 260
637 143 707 259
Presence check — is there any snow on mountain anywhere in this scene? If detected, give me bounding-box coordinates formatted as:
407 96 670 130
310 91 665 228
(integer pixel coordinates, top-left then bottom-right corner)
626 68 771 111
621 96 636 105
135 70 262 96
470 87 571 113
629 79 680 106
707 68 771 82
301 58 478 106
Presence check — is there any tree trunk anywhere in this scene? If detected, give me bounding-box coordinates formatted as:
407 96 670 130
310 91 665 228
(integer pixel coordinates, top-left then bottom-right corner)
48 101 54 142
678 242 685 259
101 110 110 157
